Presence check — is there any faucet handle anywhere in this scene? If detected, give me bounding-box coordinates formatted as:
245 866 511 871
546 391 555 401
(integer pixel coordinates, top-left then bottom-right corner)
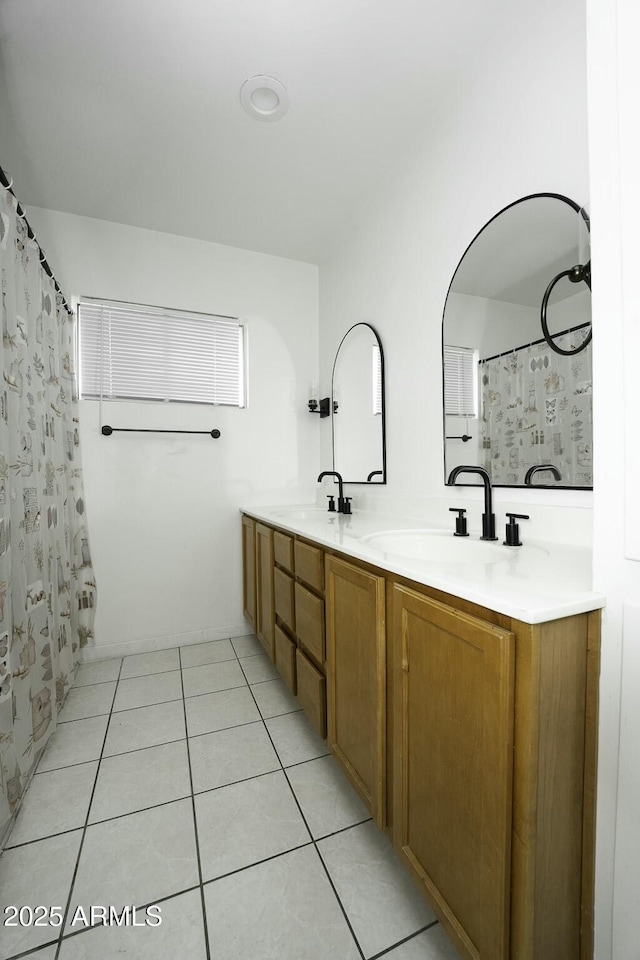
342 497 352 515
326 495 336 513
448 507 469 537
504 512 530 547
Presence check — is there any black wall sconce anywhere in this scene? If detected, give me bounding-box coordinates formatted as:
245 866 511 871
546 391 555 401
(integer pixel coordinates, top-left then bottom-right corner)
308 397 331 417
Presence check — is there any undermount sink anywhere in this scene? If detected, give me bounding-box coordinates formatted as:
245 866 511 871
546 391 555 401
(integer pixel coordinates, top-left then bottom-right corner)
271 507 327 521
360 529 546 564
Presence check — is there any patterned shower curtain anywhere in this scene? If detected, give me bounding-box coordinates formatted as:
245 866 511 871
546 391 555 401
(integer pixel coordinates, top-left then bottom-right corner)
0 183 96 844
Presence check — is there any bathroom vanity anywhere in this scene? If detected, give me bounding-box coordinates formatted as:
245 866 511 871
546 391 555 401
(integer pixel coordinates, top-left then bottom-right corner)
241 506 603 960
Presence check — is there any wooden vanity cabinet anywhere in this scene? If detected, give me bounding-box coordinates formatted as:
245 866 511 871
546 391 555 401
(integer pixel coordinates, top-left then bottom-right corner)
255 522 275 660
392 584 515 959
240 515 599 960
390 580 599 960
241 515 256 631
326 555 387 827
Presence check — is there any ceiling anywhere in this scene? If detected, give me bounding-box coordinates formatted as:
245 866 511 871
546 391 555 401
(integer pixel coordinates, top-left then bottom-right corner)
1 0 534 263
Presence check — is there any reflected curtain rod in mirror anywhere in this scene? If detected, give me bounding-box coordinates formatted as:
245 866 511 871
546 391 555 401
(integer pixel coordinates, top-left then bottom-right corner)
442 192 592 490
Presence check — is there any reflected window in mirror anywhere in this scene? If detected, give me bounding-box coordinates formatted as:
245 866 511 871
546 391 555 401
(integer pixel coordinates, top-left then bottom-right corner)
442 193 592 489
332 322 386 483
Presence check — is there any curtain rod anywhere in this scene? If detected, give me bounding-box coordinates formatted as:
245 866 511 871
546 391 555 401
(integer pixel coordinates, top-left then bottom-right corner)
480 320 591 364
0 164 73 316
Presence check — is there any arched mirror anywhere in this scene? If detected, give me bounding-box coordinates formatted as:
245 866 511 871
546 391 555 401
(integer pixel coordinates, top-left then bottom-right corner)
443 193 592 489
332 322 386 483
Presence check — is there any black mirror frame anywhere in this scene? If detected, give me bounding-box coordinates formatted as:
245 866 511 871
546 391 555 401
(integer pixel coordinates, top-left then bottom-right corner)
331 321 387 484
441 192 592 491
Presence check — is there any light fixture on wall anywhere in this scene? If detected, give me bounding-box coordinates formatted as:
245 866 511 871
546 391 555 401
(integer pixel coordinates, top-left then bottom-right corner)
308 381 330 417
240 76 289 122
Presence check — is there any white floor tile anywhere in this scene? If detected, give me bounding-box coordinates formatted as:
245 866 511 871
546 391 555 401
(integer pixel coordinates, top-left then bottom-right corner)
240 652 280 684
58 889 207 960
102 700 185 757
20 947 58 960
180 638 236 667
112 671 182 712
59 682 116 722
38 715 108 773
318 820 436 958
69 800 198 931
203 845 361 960
181 659 246 698
0 830 82 959
185 686 260 738
286 755 370 839
74 659 121 687
120 648 180 679
384 925 463 960
7 763 98 847
230 634 262 658
265 711 330 767
89 740 191 822
189 722 280 794
196 770 310 881
251 678 301 719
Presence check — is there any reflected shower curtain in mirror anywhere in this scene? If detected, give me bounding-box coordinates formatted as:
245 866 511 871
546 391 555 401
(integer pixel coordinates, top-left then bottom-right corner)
0 184 96 844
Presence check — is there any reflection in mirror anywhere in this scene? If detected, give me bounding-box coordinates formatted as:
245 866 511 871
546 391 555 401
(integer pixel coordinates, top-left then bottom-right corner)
332 323 386 483
443 193 592 489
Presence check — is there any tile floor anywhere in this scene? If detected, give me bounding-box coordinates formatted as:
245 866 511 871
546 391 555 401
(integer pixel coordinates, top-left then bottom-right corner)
0 635 463 960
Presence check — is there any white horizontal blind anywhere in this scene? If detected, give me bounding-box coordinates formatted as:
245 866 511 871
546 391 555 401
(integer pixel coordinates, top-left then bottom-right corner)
78 300 245 406
443 345 477 417
372 343 383 415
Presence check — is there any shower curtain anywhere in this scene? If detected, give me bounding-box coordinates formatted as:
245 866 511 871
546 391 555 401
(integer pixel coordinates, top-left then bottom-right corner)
0 183 96 843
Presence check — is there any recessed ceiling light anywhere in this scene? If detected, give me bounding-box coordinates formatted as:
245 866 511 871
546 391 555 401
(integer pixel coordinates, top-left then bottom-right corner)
240 76 289 123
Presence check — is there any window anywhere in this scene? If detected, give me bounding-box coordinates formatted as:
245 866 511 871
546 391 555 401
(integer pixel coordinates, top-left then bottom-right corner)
78 299 246 407
372 343 382 415
443 345 477 417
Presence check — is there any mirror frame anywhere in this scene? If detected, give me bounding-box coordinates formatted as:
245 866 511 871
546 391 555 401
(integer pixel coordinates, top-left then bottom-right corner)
332 322 387 484
442 192 592 491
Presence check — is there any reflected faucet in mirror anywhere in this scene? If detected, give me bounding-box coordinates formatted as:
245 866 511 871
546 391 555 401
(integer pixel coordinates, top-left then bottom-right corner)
447 465 498 541
524 464 562 485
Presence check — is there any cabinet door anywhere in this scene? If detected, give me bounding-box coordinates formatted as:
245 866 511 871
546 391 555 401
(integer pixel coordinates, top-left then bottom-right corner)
392 584 514 960
255 523 275 660
241 515 256 630
326 555 386 827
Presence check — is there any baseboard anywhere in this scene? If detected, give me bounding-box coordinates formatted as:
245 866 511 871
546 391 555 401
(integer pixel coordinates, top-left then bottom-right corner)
80 621 254 661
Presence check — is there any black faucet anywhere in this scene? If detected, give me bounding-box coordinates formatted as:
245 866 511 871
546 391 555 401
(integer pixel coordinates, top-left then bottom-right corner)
317 471 346 513
446 465 498 540
524 464 562 485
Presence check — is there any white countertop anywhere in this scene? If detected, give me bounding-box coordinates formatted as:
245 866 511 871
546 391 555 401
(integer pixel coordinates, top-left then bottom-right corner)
241 503 605 624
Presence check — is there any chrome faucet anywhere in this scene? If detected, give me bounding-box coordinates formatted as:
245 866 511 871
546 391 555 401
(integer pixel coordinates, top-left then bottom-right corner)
446 465 498 540
317 471 346 513
524 464 562 485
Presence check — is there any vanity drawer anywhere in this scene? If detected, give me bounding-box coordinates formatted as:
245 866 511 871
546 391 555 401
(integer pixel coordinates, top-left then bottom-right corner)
274 531 295 574
296 648 327 739
274 624 297 695
274 567 295 633
294 540 324 593
295 582 325 664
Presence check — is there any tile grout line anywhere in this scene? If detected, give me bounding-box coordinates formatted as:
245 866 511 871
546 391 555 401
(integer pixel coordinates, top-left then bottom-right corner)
235 653 367 960
50 655 125 960
177 645 212 960
367 920 441 960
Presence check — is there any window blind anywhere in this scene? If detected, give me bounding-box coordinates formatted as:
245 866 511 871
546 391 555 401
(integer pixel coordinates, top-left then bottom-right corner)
443 345 477 417
372 343 382 415
78 300 245 407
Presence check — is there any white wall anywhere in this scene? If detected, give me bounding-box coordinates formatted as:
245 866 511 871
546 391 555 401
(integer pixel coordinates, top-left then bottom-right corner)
587 0 640 956
28 208 319 656
318 0 592 542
